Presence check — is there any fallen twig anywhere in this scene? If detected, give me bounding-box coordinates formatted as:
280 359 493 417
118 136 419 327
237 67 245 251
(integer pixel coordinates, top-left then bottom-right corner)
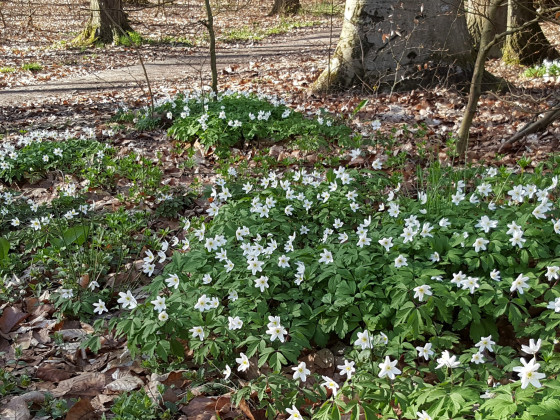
499 104 560 151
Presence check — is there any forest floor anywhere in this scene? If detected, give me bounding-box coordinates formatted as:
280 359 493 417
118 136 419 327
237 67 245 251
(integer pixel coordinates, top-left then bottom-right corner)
1 0 558 162
1 0 560 419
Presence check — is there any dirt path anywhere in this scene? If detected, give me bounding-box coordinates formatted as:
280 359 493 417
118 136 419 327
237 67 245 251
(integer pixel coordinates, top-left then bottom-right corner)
0 27 340 109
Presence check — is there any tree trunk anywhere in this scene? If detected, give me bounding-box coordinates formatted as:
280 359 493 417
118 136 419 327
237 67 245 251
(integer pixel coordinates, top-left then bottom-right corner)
74 0 132 45
502 0 559 65
466 0 507 58
269 0 301 15
312 0 477 92
457 0 503 156
204 0 218 95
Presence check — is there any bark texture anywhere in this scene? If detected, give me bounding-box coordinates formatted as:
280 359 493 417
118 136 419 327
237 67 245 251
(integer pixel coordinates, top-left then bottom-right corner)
74 0 132 45
503 0 558 64
269 0 301 15
313 0 476 92
466 0 507 58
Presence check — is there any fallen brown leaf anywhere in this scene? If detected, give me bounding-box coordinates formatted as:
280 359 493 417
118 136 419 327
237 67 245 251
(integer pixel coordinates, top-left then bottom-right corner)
65 398 99 420
23 297 40 314
79 274 90 289
0 306 29 334
15 330 34 350
105 374 144 392
83 353 109 373
181 396 219 420
52 372 106 398
32 328 52 345
90 394 116 412
0 337 15 362
147 369 191 403
238 398 256 420
0 391 45 420
58 329 88 341
36 366 75 382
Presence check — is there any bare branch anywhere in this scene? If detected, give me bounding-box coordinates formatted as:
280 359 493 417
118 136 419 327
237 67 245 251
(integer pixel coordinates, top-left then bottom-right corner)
499 104 560 151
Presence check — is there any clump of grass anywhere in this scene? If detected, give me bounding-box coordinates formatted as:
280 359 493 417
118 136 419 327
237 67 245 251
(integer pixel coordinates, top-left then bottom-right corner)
158 36 194 46
220 19 322 43
266 19 321 35
220 25 265 43
303 0 344 17
117 31 149 47
21 63 43 72
0 67 16 73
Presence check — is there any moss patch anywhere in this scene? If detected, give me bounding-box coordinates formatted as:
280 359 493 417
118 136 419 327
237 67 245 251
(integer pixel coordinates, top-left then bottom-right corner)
71 24 99 47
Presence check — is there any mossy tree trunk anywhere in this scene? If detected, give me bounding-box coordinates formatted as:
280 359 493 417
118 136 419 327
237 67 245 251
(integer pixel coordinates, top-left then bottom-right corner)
268 0 301 15
503 0 559 65
74 0 132 45
466 0 507 58
313 0 476 92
